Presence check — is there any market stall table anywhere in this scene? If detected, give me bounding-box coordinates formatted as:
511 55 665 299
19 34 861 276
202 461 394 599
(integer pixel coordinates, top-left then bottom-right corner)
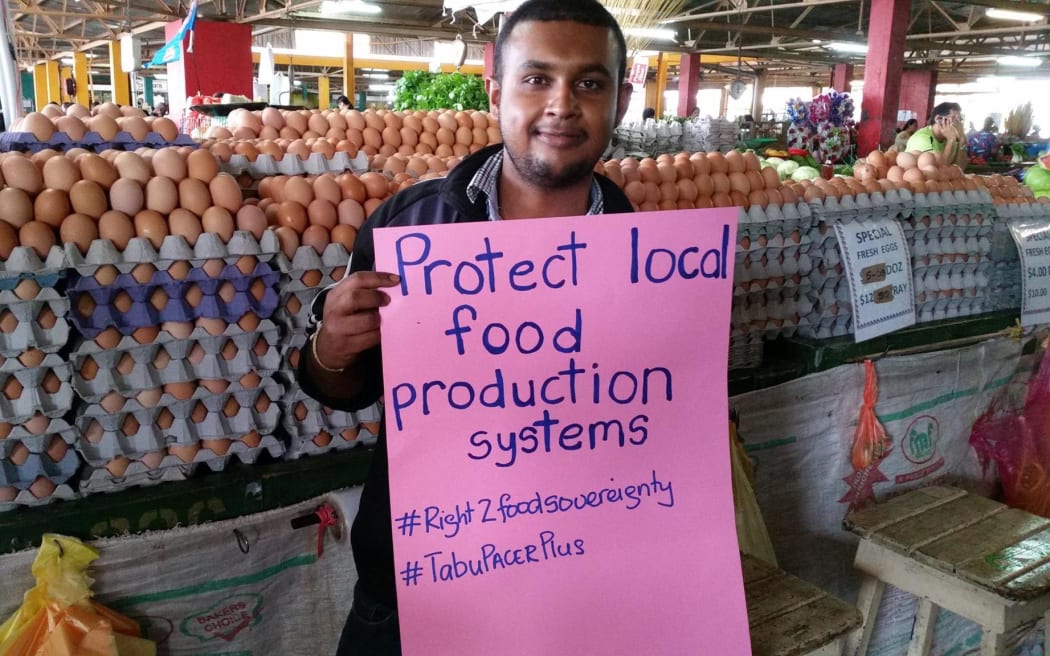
844 485 1050 655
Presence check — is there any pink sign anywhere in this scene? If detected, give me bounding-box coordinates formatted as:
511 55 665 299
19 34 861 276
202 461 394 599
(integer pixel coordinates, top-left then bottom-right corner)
374 209 749 655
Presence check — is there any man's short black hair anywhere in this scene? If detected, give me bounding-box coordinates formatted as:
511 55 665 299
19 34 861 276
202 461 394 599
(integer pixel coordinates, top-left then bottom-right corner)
336 94 352 109
493 0 628 85
930 102 961 122
642 107 656 120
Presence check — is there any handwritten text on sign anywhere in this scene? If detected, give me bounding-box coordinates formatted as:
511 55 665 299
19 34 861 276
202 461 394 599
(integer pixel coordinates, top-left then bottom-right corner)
375 210 750 656
834 218 916 342
1009 219 1050 326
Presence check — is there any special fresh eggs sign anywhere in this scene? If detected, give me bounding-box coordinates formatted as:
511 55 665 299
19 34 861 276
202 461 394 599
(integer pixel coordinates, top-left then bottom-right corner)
375 209 749 655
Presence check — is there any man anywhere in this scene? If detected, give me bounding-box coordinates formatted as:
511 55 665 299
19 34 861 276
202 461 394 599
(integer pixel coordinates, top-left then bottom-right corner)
893 118 917 151
906 102 968 166
337 95 354 110
296 1 634 653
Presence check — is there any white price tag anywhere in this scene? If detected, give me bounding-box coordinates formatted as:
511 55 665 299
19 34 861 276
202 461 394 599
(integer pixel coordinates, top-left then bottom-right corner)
1009 220 1050 326
834 218 916 342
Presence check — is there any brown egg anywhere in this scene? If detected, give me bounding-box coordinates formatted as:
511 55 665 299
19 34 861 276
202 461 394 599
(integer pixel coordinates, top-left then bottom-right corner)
109 177 145 216
119 116 150 141
18 221 56 258
301 224 330 254
167 208 202 245
201 206 235 242
145 176 179 214
208 173 243 213
186 149 219 183
0 222 18 258
152 148 187 181
359 172 389 200
2 156 43 195
275 201 308 233
283 176 314 206
69 180 108 219
235 204 267 239
337 173 367 203
337 199 366 228
41 155 80 192
131 210 168 249
0 188 33 228
273 225 300 257
78 154 118 189
113 151 151 185
151 117 179 142
307 199 337 229
98 210 135 249
330 224 357 251
33 189 70 228
177 178 211 216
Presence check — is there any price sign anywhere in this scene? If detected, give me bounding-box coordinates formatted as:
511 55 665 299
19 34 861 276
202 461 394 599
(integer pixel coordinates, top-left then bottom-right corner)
1009 219 1050 326
834 218 916 342
628 56 649 86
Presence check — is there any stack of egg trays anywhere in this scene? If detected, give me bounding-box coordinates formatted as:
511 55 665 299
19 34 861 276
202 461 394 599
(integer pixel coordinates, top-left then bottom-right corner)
65 231 286 493
904 189 996 324
730 201 817 369
0 245 80 509
0 130 197 154
222 150 370 178
988 199 1050 312
274 242 381 458
65 234 280 337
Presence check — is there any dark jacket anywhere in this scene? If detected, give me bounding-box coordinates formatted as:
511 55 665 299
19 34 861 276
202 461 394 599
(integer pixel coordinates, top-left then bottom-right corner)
296 143 634 608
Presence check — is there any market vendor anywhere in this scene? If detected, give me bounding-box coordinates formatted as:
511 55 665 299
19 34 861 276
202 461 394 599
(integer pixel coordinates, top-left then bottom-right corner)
906 102 968 167
893 118 918 151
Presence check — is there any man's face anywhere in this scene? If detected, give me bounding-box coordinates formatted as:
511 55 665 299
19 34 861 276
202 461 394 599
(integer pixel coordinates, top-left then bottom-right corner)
488 20 631 189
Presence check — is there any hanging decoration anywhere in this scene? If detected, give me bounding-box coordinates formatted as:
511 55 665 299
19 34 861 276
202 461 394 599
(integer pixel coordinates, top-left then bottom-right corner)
784 89 856 163
146 0 198 68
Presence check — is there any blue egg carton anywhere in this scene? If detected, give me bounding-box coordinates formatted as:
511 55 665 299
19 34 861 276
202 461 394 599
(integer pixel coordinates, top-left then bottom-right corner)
0 130 198 153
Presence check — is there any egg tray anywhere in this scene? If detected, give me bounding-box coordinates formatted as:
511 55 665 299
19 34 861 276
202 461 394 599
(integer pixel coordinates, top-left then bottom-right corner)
222 151 370 178
728 334 764 371
274 289 328 333
0 356 74 425
0 246 69 286
0 418 79 460
0 444 80 489
282 422 379 460
797 315 854 340
0 130 197 153
67 271 281 339
274 241 351 279
991 202 1050 222
278 385 381 450
74 383 284 464
64 230 282 275
0 482 77 512
0 300 71 357
71 323 282 401
917 298 994 324
78 373 282 417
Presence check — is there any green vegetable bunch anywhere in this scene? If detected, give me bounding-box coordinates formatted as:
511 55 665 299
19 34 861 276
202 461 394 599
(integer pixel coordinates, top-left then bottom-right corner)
393 71 489 112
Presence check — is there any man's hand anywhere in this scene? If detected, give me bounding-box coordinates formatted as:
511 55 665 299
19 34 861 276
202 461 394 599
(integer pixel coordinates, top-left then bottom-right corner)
314 271 401 370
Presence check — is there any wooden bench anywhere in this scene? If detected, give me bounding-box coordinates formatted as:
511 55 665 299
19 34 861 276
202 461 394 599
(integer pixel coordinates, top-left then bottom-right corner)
843 485 1050 655
743 553 863 655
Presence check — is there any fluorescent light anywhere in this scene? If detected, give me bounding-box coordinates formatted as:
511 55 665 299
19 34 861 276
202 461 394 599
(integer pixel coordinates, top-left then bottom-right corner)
368 83 395 92
60 58 74 65
362 72 389 79
829 42 868 54
986 8 1044 22
624 28 676 41
997 55 1043 67
977 75 1015 86
319 0 381 15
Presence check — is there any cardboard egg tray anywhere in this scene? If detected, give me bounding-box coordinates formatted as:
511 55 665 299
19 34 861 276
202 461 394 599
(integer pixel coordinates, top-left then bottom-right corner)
75 379 283 464
279 387 381 460
0 246 68 286
0 417 79 457
0 444 80 511
67 262 279 338
0 296 70 356
64 230 281 274
0 130 196 153
275 242 351 287
728 331 764 371
221 150 369 178
0 354 73 425
71 321 281 401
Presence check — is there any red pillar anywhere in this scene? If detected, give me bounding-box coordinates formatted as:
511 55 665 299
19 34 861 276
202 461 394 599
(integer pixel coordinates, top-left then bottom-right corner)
829 64 853 92
483 42 495 80
677 53 701 118
165 20 253 126
899 69 937 124
857 0 912 154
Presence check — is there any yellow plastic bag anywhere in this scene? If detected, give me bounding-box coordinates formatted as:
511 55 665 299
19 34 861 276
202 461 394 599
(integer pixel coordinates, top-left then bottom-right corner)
0 534 155 656
730 414 778 566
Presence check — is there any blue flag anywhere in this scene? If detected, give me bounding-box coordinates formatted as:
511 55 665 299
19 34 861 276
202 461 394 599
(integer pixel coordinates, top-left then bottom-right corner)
147 0 197 67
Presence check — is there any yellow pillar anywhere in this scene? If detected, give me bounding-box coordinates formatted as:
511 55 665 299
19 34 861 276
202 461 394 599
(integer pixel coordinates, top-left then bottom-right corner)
654 53 669 118
73 52 90 107
318 75 330 109
109 40 130 105
342 33 355 100
33 63 47 111
46 60 60 104
59 66 73 103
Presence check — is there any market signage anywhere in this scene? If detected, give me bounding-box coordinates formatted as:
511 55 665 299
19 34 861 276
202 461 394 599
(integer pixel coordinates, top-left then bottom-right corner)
1009 219 1050 326
628 56 650 86
375 210 749 655
834 217 916 341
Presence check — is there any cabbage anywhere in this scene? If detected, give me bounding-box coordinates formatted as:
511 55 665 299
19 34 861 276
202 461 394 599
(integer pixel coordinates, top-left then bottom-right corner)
765 157 785 166
776 160 800 180
1024 164 1050 192
791 166 821 181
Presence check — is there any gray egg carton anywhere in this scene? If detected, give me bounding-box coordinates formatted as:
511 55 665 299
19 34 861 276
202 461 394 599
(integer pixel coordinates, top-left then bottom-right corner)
70 320 282 401
0 296 71 357
0 442 81 510
0 245 68 282
75 379 283 464
64 230 281 275
0 482 77 511
78 457 193 495
0 417 79 458
274 242 350 285
222 150 368 178
0 354 73 424
279 385 380 460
